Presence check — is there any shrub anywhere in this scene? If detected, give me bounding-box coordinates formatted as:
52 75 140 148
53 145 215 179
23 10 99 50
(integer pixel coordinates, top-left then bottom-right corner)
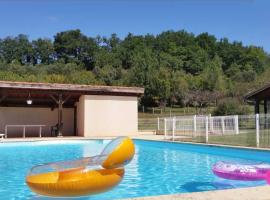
213 98 249 116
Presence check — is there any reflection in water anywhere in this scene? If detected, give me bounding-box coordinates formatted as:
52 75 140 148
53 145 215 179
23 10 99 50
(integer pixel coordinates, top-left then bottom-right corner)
181 178 266 193
82 140 105 157
182 181 221 192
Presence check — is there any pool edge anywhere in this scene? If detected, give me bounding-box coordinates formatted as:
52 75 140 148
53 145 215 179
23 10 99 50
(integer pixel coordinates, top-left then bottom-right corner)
1 136 270 200
133 136 270 152
125 185 270 200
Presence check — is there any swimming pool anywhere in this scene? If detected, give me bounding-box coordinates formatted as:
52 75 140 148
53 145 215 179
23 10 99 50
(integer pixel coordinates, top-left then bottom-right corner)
0 139 269 200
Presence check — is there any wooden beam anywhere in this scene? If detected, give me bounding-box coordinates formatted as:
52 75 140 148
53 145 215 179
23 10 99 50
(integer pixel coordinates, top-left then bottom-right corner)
0 81 144 96
0 95 7 103
74 106 77 136
63 95 71 105
49 94 58 104
57 93 63 137
0 104 75 108
264 99 268 114
255 100 260 114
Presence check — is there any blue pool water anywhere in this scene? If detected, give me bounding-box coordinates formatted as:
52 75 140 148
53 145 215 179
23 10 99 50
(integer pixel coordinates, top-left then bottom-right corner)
0 140 270 200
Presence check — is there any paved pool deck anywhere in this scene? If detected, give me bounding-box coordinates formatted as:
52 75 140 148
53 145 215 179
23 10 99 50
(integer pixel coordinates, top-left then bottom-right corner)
127 186 270 200
1 134 270 200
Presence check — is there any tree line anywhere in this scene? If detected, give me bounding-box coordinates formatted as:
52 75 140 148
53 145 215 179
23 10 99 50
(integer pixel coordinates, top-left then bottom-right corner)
0 29 269 111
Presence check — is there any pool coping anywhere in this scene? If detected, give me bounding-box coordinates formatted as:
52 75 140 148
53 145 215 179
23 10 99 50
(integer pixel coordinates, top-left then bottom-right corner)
125 185 270 200
2 137 270 152
133 136 270 152
1 136 270 200
1 136 270 152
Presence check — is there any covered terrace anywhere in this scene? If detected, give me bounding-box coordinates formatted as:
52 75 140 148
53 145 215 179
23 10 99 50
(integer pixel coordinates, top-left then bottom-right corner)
0 81 144 138
245 83 270 114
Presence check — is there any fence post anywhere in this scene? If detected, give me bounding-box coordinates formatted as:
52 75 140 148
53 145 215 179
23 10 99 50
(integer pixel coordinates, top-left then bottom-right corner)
193 115 197 137
172 117 176 141
205 116 209 143
221 116 225 135
209 114 213 133
234 115 239 135
256 114 260 148
164 118 167 139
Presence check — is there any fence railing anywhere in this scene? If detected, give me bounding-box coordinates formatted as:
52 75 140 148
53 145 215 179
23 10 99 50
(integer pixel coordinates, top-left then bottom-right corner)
138 114 270 148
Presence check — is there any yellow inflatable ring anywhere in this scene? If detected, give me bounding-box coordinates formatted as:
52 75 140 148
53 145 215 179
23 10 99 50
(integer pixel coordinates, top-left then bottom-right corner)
26 168 124 197
102 137 135 169
26 137 135 197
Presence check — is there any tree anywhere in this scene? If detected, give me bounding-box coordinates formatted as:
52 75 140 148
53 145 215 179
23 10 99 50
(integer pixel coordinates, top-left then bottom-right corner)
0 29 268 110
32 38 55 64
201 55 225 91
169 71 188 106
196 32 217 58
54 29 97 69
213 98 249 116
94 65 122 85
183 46 208 75
68 70 99 85
0 34 33 64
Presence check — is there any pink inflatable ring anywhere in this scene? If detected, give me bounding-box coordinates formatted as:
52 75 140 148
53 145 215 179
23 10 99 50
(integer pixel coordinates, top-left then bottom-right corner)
212 161 270 181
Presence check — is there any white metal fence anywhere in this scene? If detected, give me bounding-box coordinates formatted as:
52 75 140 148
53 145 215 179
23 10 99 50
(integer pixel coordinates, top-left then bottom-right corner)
138 114 270 148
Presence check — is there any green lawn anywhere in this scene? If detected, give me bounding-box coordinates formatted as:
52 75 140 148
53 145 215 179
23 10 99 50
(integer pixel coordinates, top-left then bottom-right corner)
138 106 270 148
172 130 270 148
138 106 216 119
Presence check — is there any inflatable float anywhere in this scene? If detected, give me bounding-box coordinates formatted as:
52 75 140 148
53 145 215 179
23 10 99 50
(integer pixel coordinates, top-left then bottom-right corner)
212 161 270 181
26 137 135 197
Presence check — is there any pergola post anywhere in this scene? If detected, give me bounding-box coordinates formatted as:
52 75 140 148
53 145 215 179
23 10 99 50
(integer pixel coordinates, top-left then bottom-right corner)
50 93 71 137
264 99 268 129
255 100 260 114
264 99 268 114
58 94 63 137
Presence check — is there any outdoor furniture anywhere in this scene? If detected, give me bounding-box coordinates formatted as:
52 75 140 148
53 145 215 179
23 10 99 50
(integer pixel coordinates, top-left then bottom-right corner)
5 125 46 138
0 133 5 139
50 123 63 137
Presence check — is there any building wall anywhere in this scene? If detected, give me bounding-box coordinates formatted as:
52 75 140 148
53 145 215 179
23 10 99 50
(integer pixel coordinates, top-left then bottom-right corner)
76 96 85 136
0 107 74 137
77 95 138 137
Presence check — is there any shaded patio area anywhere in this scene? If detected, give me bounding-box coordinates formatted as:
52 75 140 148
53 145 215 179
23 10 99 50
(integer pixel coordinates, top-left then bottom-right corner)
0 81 143 138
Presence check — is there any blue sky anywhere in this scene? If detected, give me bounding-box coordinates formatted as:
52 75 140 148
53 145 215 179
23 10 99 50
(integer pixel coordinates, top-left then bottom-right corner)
0 0 269 52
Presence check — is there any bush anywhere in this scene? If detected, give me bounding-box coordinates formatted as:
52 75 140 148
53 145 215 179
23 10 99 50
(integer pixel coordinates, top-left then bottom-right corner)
213 98 249 116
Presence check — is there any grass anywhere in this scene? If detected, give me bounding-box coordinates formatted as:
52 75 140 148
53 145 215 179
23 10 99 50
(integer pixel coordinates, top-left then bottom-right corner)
138 106 216 119
138 105 270 148
172 130 270 148
208 132 256 147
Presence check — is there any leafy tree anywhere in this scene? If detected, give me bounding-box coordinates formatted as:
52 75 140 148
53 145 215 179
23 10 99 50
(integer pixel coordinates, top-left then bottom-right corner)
0 34 33 64
54 29 97 69
169 71 188 106
94 65 122 85
196 32 217 58
201 55 225 91
32 38 55 64
213 98 249 116
68 70 99 85
0 29 268 109
231 70 256 82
